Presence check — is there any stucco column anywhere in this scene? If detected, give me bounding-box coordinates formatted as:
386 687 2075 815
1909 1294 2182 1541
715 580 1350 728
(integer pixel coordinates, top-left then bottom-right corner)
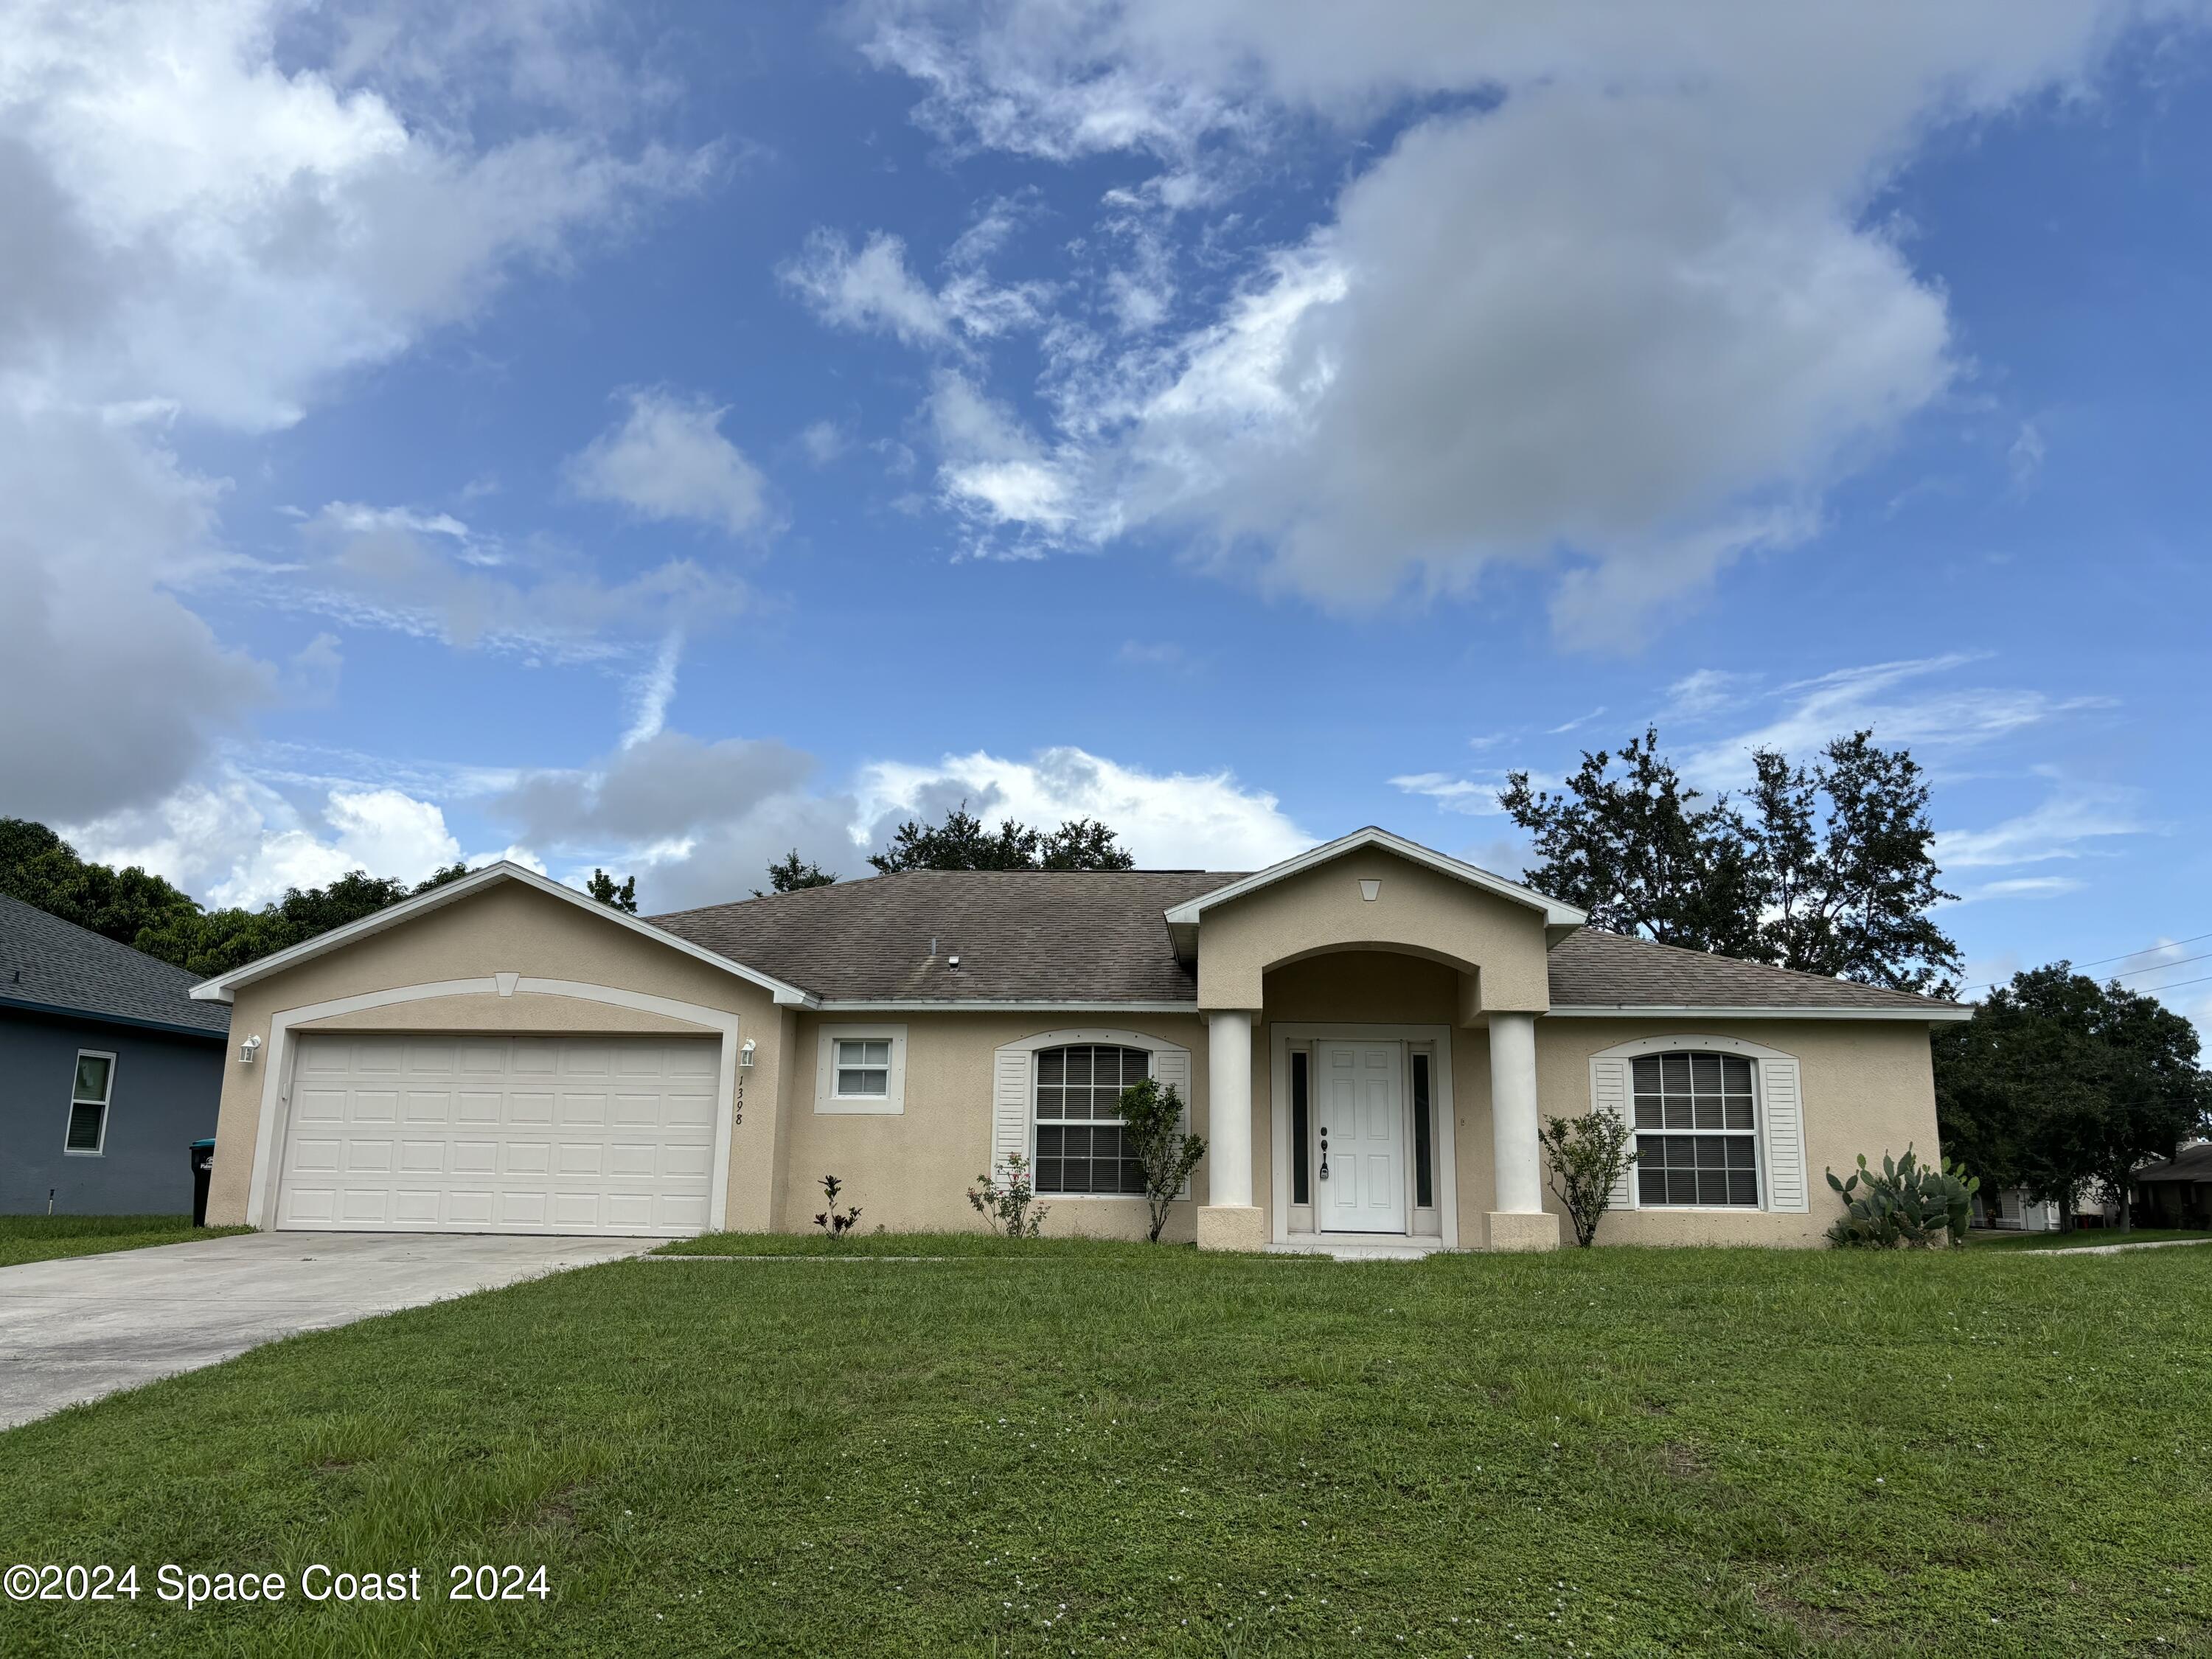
1197 1009 1265 1251
1485 1011 1561 1251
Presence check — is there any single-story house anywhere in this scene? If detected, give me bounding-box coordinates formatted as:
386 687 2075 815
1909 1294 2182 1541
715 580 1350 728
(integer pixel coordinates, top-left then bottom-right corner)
2132 1144 2212 1228
192 827 1969 1251
2 894 229 1214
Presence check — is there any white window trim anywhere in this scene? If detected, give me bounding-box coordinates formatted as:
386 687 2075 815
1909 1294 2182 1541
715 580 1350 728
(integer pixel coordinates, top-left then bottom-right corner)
991 1028 1192 1202
63 1048 117 1157
1590 1034 1796 1215
815 1023 908 1115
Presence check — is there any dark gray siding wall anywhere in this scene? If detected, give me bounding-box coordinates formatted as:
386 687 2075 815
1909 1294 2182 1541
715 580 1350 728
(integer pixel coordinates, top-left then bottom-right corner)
0 1009 224 1214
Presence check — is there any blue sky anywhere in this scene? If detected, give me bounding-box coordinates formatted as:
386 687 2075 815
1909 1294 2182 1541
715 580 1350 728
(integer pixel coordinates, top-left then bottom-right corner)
4 1 2208 1029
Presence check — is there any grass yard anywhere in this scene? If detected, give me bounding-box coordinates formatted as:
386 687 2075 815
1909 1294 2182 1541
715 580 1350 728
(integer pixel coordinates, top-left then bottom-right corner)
2 1241 2208 1658
0 1214 251 1268
1966 1227 2212 1252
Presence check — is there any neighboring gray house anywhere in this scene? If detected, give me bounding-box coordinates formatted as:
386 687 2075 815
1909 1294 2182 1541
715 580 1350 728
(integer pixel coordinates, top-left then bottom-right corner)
1 894 228 1214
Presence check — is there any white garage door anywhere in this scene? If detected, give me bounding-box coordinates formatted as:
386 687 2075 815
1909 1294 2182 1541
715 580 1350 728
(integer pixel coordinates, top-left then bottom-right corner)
276 1034 720 1235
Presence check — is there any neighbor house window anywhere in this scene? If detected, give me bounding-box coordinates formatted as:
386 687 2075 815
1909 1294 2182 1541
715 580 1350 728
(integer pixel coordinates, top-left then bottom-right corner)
1033 1044 1150 1196
65 1051 115 1155
833 1039 891 1099
1632 1052 1759 1207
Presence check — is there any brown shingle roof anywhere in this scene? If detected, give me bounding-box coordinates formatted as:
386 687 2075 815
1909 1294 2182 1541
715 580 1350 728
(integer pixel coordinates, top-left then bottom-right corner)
650 869 1233 1003
649 870 1961 1016
1544 927 1960 1012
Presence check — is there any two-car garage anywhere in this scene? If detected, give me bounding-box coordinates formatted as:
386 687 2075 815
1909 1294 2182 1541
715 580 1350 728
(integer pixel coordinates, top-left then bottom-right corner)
271 1034 720 1236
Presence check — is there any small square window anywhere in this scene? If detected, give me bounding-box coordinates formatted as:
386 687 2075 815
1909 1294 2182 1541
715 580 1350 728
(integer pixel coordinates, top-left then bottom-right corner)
816 1028 906 1113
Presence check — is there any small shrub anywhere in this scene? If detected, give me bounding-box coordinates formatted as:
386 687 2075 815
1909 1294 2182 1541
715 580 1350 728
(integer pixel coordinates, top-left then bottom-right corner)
969 1154 1050 1238
1540 1110 1638 1248
813 1174 862 1240
1116 1076 1204 1244
1825 1147 1978 1248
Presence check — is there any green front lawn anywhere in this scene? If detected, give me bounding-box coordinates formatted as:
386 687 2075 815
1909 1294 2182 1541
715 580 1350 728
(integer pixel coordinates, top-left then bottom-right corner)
2 1242 2208 1657
0 1214 251 1269
1966 1226 2212 1252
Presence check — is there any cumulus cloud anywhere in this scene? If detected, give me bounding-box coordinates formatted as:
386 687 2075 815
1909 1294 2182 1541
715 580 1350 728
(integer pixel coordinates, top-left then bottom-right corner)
566 389 771 535
66 773 463 908
0 0 707 824
855 745 1310 870
838 0 2202 631
782 229 1045 347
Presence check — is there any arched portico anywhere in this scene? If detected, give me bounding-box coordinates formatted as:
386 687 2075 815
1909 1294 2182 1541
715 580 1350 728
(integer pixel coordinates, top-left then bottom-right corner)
1168 835 1578 1253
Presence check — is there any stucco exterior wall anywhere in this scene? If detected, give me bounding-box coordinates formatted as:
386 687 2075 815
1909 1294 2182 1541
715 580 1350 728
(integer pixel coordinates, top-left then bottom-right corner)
1 1008 224 1214
203 881 782 1228
1197 848 1551 1013
779 1010 1212 1242
1534 1017 1941 1247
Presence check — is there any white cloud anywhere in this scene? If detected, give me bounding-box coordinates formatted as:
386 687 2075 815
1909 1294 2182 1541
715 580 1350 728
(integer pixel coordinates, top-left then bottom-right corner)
782 229 1044 347
1388 773 1506 817
1678 655 2110 790
855 745 1310 869
1963 875 2086 900
274 501 748 661
1547 707 1607 737
566 389 771 535
1658 668 1759 722
1935 787 2152 870
0 0 708 823
799 420 848 465
65 773 462 909
622 633 684 749
845 0 2202 630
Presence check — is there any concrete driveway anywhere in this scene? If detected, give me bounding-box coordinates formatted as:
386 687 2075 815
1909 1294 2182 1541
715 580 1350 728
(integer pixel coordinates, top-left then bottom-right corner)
0 1231 656 1430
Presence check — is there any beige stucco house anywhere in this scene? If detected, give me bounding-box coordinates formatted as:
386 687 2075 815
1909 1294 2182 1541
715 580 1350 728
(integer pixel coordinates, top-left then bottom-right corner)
192 827 1967 1252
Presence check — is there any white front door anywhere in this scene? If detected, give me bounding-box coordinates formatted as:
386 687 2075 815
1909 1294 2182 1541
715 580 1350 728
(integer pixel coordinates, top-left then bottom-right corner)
1316 1040 1407 1234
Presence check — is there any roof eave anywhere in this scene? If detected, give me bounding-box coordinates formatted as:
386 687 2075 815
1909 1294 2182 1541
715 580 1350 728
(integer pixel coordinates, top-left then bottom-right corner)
0 995 229 1041
188 862 819 1009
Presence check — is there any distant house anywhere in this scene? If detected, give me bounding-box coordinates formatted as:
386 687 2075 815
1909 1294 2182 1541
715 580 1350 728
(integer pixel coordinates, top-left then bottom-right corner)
1 894 229 1214
2132 1144 2212 1229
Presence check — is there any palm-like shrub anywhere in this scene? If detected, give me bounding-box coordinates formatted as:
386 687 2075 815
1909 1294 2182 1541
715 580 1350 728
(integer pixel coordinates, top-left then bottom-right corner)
1825 1147 1978 1248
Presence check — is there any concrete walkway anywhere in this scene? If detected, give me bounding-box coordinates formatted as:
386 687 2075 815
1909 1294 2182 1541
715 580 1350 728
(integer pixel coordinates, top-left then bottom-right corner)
0 1231 655 1430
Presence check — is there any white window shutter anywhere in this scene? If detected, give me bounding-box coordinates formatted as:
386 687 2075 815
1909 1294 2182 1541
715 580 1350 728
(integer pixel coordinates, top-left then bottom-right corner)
1150 1045 1193 1197
992 1046 1033 1175
1591 1057 1635 1208
1761 1056 1808 1212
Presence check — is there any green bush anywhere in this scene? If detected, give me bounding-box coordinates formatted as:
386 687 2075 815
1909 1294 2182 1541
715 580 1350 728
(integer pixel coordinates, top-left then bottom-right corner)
1825 1146 1978 1248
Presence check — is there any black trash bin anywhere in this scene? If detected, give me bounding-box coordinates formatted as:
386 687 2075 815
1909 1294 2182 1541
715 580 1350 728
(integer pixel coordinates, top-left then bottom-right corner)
189 1138 216 1228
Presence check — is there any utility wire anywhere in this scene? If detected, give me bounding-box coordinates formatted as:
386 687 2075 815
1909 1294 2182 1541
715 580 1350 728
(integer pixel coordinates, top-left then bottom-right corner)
1958 929 2212 995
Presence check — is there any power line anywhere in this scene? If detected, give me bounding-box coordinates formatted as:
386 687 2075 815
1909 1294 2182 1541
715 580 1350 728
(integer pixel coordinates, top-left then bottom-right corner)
2109 950 2212 984
1959 929 2212 995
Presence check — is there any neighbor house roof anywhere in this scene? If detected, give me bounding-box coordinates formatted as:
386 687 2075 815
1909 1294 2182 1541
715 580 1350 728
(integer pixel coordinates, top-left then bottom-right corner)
651 869 1969 1019
0 894 230 1039
2135 1143 2212 1183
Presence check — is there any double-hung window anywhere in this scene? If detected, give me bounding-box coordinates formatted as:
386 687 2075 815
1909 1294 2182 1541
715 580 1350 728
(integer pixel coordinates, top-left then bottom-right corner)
1632 1051 1759 1208
65 1051 115 1155
1032 1044 1150 1196
833 1039 891 1099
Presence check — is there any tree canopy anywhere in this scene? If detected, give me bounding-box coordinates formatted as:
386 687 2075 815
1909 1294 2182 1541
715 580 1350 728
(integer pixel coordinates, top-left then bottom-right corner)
1501 727 1961 995
756 849 838 897
2 816 473 978
867 804 1135 874
585 869 639 914
1934 964 2211 1229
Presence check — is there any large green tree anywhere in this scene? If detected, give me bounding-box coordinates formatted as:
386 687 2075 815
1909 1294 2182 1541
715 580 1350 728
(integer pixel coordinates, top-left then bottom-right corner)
1934 964 2211 1230
868 804 1135 874
1501 727 1961 995
0 818 201 948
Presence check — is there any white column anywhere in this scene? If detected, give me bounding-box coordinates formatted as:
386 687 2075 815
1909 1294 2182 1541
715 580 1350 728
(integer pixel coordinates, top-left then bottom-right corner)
1205 1009 1254 1207
1487 1011 1543 1214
